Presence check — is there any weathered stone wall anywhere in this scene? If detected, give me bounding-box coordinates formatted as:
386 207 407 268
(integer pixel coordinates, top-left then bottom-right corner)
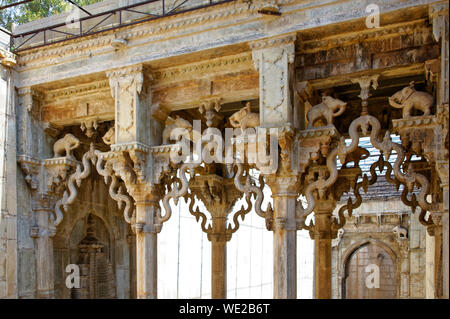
409 208 427 298
0 34 18 299
331 199 427 299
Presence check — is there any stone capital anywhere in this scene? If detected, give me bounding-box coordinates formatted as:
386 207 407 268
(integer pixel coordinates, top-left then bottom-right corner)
250 33 296 68
266 174 299 197
105 64 145 93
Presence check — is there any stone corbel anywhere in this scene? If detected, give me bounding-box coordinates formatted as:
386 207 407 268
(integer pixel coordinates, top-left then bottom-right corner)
80 118 99 138
350 74 379 115
18 155 41 190
187 174 248 239
42 123 63 138
18 87 42 114
198 96 223 128
0 47 16 67
43 157 78 195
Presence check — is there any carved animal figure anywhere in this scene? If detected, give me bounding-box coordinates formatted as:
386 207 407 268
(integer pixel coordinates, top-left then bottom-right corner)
388 82 434 118
53 133 80 159
102 127 115 145
162 116 192 144
342 147 370 168
229 102 260 132
392 225 408 240
306 95 347 128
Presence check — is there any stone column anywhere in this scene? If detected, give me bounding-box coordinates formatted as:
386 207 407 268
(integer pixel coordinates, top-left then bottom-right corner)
250 34 296 128
209 230 228 299
312 199 336 299
133 190 160 299
30 194 56 299
266 175 298 299
189 175 240 299
430 1 449 299
0 39 18 299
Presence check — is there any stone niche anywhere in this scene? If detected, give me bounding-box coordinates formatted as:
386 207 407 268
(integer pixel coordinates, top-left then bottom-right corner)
52 170 135 299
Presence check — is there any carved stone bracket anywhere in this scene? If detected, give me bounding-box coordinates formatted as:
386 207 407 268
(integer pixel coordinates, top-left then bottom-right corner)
350 74 379 115
187 174 248 240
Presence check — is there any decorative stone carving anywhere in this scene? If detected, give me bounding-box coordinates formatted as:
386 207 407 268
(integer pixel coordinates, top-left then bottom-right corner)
229 102 260 132
250 34 296 127
389 82 434 118
341 147 370 168
18 155 40 190
43 157 78 195
199 98 223 128
162 116 192 144
106 65 145 144
102 126 115 145
332 229 345 247
0 47 16 67
350 75 379 115
393 225 408 240
53 133 80 160
305 96 346 128
233 163 273 230
80 118 99 138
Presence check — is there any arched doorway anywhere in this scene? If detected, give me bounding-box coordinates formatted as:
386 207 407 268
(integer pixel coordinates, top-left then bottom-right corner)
343 241 398 299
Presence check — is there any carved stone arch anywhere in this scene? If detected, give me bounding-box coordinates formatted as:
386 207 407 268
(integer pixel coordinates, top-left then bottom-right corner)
61 207 119 242
54 146 135 228
340 239 399 299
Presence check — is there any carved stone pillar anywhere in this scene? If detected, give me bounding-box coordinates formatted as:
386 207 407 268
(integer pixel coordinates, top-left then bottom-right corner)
18 154 77 299
30 194 57 299
209 232 229 299
311 198 336 299
430 2 449 298
250 34 296 128
430 2 449 106
106 64 154 145
266 175 299 299
188 175 242 299
133 189 161 299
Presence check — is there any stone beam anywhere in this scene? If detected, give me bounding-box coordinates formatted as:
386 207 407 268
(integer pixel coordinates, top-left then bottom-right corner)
15 0 440 88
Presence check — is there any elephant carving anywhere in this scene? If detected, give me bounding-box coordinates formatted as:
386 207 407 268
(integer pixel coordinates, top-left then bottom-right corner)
230 102 260 132
306 95 346 128
53 133 80 159
342 147 370 168
162 116 193 144
102 127 115 145
388 82 434 118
